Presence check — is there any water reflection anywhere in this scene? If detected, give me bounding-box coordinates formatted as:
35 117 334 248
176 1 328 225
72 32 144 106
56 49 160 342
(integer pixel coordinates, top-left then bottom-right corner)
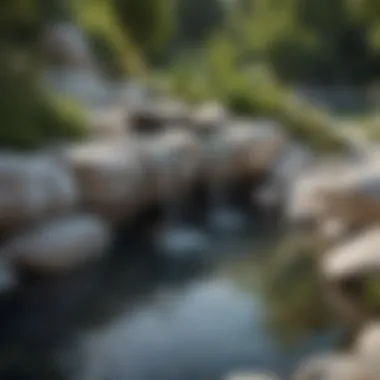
65 255 340 380
0 213 340 380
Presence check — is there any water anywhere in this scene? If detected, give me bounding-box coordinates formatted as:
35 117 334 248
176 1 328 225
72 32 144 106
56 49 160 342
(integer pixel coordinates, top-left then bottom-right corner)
153 136 208 256
0 212 341 380
206 133 247 235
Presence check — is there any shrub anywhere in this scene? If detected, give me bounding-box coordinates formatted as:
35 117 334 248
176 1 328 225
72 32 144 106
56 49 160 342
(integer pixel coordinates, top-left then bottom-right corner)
0 54 87 150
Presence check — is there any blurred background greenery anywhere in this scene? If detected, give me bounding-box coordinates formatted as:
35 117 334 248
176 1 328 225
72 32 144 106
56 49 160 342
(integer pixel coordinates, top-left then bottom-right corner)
1 0 380 149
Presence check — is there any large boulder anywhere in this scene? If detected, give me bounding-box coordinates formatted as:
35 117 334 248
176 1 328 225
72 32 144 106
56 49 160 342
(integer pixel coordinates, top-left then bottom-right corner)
355 323 380 376
314 157 380 231
204 119 285 181
0 153 78 231
293 354 374 380
139 129 201 201
284 158 355 228
322 226 380 281
87 105 129 139
64 140 145 221
321 227 380 323
5 215 111 273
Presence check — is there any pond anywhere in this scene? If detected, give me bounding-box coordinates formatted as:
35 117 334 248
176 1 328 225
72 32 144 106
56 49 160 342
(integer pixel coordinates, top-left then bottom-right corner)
0 202 343 380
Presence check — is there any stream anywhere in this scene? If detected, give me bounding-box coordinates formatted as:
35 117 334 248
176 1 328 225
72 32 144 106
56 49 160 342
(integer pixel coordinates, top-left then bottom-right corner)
0 201 342 380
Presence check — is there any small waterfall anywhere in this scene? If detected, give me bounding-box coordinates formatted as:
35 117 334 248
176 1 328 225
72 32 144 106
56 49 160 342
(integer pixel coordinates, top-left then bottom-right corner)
155 136 208 256
207 133 246 235
158 146 185 228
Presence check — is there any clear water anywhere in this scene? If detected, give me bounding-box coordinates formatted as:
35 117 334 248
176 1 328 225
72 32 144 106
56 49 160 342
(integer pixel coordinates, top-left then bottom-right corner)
0 213 342 380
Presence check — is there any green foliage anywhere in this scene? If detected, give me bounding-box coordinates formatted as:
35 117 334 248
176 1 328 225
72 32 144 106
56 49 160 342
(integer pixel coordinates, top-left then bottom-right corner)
230 0 380 84
262 236 334 345
168 47 346 151
363 277 380 313
114 0 175 56
69 0 146 78
0 0 42 42
176 0 225 46
0 54 87 150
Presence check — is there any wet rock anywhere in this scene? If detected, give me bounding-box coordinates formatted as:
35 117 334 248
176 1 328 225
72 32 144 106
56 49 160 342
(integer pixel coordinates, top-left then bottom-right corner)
320 227 380 323
316 159 380 231
205 119 285 181
190 102 228 135
322 226 380 281
225 372 279 380
294 354 374 380
140 129 201 201
5 214 111 273
88 105 129 139
64 140 145 221
284 160 352 228
129 99 190 134
0 153 78 230
355 322 380 375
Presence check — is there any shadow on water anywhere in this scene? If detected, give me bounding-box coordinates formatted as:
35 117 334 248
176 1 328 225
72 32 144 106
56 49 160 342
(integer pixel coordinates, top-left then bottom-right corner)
0 190 341 380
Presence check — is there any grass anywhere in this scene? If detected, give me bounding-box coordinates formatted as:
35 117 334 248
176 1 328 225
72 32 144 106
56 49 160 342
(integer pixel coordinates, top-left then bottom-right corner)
261 235 336 345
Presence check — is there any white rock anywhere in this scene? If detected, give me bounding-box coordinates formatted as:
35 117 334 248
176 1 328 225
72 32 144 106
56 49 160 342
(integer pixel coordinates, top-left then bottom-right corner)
64 140 145 220
322 226 380 280
355 323 380 375
283 154 379 227
6 214 111 273
191 102 228 132
207 120 285 180
285 166 347 225
141 130 201 199
313 158 380 229
88 105 128 139
0 153 77 229
225 372 278 380
294 354 373 380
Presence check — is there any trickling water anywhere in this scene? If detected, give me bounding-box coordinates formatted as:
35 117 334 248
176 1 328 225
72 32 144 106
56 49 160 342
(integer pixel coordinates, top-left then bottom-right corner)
207 132 246 235
154 136 208 256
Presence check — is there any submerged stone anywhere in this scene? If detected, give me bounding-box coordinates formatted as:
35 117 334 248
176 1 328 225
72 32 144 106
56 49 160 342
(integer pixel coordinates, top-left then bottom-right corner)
294 354 373 380
155 225 208 258
6 214 111 273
